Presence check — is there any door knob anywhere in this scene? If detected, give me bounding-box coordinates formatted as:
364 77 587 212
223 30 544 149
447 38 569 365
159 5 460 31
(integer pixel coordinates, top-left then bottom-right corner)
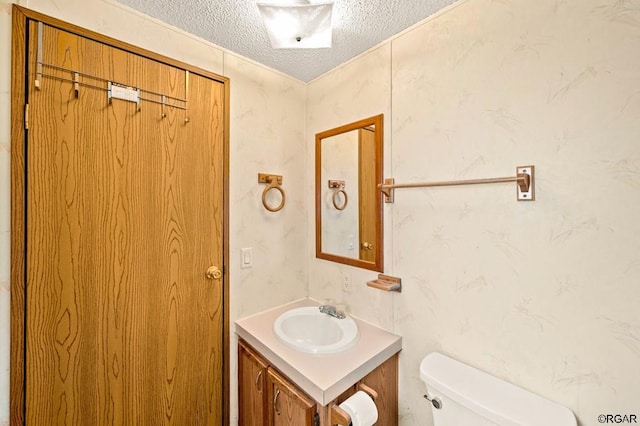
361 242 374 250
206 266 222 280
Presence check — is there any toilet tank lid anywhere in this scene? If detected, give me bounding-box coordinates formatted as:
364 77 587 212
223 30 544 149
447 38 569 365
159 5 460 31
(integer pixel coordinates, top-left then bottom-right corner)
420 353 577 426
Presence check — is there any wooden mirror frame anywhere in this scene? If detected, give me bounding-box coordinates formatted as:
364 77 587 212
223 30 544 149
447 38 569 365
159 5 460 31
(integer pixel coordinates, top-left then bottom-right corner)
315 114 383 272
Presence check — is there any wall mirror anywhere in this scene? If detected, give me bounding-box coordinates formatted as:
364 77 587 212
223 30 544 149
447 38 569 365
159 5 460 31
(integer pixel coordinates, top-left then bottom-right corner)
315 114 383 272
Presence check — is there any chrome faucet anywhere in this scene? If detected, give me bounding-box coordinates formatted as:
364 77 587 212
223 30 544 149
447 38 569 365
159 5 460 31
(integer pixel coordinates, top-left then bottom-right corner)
319 304 346 319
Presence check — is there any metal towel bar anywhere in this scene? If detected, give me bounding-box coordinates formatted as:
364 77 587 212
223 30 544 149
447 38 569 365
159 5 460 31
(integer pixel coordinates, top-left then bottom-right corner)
378 165 535 202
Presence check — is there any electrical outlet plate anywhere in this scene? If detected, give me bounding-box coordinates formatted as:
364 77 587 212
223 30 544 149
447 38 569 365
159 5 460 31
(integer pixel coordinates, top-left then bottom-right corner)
342 274 352 293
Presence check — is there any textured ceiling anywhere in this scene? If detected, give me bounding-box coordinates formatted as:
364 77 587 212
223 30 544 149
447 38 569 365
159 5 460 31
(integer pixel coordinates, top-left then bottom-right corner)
115 0 460 82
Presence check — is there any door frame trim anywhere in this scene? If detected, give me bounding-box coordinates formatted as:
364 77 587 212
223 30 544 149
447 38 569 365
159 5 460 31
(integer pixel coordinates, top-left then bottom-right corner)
9 5 231 424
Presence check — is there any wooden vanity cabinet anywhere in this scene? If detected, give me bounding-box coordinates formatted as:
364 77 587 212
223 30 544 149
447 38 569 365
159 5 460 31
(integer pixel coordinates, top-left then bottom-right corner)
239 340 317 426
239 339 398 426
317 353 398 425
356 353 398 425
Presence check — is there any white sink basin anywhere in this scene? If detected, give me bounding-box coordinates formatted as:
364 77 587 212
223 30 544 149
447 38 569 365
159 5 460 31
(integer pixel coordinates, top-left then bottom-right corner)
273 307 359 354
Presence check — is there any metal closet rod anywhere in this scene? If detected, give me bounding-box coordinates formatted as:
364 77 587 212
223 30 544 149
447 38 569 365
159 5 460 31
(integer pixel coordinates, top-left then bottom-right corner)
378 165 535 202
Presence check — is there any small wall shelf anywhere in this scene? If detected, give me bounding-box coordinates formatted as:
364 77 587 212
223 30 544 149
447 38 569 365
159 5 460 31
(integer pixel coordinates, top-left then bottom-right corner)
367 274 402 293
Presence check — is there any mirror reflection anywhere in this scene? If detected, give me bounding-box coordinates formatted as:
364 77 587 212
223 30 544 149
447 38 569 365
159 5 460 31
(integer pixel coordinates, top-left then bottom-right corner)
315 114 383 272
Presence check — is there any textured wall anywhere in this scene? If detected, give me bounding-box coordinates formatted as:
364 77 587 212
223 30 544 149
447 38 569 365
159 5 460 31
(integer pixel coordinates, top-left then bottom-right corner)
307 43 395 331
308 0 640 424
0 0 307 424
223 52 307 425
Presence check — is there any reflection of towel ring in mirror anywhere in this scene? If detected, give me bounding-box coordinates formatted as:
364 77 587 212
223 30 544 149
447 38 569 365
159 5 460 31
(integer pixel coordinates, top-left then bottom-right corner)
259 173 286 212
332 188 348 210
328 180 348 211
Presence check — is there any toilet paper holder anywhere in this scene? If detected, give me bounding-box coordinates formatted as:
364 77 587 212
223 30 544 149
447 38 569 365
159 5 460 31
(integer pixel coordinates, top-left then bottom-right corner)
330 383 378 426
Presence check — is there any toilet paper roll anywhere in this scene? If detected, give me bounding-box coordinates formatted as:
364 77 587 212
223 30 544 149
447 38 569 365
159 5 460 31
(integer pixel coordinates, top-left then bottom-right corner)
338 390 378 426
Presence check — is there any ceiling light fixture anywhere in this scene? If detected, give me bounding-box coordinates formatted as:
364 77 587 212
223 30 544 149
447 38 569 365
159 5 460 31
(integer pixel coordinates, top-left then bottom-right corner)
257 1 334 49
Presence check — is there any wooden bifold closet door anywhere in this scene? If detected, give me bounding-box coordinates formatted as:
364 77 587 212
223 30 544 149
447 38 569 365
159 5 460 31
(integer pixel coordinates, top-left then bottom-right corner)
11 10 228 425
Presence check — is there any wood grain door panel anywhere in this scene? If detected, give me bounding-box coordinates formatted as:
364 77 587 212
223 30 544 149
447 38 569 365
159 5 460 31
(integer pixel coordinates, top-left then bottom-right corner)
358 127 377 262
23 21 224 425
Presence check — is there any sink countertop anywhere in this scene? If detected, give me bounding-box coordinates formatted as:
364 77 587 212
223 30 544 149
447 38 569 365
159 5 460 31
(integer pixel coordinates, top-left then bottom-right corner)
235 298 402 405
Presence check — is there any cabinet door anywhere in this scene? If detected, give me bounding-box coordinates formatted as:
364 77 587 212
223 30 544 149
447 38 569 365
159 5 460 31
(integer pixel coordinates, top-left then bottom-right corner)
267 368 316 426
239 341 269 426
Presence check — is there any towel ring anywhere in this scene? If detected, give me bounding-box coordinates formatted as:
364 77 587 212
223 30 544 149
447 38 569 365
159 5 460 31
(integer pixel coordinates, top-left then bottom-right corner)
328 180 348 211
262 181 285 212
259 173 286 212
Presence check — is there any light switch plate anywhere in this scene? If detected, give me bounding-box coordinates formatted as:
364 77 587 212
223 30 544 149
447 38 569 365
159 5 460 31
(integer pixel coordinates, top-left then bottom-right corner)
241 247 253 269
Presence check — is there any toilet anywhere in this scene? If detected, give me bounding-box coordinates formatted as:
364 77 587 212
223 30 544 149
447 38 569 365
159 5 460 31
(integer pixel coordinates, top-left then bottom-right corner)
420 353 577 426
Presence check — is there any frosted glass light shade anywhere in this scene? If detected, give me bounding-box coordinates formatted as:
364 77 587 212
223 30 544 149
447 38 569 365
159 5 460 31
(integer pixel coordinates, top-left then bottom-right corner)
257 1 334 49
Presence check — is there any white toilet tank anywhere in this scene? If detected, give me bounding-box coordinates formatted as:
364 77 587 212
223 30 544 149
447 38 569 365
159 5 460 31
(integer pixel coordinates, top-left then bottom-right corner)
420 353 577 426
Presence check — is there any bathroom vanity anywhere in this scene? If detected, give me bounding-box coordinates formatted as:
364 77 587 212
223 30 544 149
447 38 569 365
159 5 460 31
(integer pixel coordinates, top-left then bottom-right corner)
236 299 401 425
